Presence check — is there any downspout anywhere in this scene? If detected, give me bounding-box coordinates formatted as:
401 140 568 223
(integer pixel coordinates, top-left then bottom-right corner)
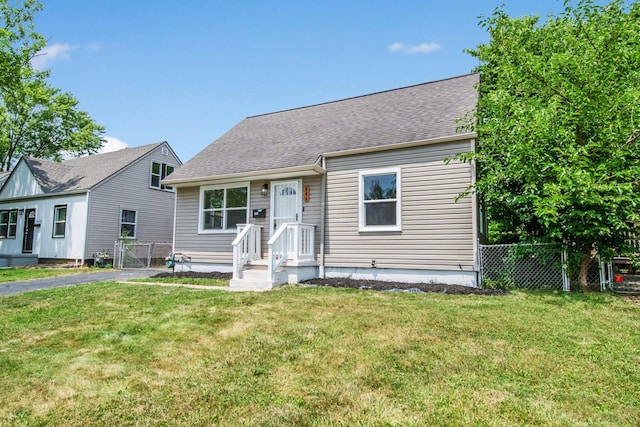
319 157 327 278
469 138 480 287
171 188 178 255
82 190 91 265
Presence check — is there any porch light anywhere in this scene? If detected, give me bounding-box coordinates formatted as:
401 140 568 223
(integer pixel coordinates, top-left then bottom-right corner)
17 208 25 215
261 183 269 196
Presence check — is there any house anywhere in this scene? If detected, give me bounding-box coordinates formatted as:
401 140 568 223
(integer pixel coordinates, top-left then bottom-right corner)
0 141 181 267
163 74 484 288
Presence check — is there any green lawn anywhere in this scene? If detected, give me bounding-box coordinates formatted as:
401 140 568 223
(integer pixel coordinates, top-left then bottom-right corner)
133 276 229 287
0 267 100 282
1 283 638 426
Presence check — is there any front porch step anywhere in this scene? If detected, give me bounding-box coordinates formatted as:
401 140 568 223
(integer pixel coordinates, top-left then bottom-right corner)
230 264 287 290
229 278 276 289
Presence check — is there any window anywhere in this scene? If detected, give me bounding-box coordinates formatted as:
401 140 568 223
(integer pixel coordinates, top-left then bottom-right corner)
150 161 175 191
53 205 67 238
200 184 248 232
120 209 137 238
0 209 18 238
359 167 401 231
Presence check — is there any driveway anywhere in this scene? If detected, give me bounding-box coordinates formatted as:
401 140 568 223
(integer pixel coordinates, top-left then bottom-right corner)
0 269 165 296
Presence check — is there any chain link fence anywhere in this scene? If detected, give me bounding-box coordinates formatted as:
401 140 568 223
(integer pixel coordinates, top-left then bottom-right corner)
479 243 608 291
479 243 564 290
113 241 172 269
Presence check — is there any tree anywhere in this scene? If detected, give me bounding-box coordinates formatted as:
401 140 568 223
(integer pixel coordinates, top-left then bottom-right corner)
0 0 104 171
459 0 640 291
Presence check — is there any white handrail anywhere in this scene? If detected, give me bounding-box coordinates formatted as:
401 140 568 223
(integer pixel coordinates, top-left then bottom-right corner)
268 223 289 281
232 224 262 279
267 223 315 281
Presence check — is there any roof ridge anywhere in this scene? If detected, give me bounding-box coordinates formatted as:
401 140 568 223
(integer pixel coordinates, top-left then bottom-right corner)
246 73 479 119
62 141 165 165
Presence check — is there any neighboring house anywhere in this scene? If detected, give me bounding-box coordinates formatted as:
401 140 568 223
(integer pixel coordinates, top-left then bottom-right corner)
0 142 181 266
164 74 484 288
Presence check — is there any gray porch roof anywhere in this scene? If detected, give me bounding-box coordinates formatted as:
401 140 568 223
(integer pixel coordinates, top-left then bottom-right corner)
22 142 166 194
165 73 479 184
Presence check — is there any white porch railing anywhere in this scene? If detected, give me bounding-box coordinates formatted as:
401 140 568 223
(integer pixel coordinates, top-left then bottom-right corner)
268 223 315 282
232 224 262 279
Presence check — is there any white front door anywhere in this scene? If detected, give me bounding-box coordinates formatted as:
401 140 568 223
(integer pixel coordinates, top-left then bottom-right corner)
270 179 302 235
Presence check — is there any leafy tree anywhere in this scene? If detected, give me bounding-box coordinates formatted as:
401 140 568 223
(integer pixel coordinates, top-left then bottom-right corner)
459 0 640 291
0 0 104 171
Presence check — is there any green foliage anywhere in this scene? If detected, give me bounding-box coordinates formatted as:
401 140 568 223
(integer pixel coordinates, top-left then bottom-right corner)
459 0 640 288
0 0 104 170
480 277 516 291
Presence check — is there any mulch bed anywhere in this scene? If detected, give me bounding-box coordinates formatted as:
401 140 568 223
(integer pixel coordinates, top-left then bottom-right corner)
151 272 508 295
151 271 233 280
304 277 509 295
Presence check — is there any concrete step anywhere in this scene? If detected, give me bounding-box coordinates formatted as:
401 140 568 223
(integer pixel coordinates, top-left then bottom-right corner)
229 278 275 289
242 268 270 280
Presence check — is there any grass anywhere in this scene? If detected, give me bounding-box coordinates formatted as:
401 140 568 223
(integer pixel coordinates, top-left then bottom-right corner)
1 284 639 426
0 266 101 282
132 276 230 287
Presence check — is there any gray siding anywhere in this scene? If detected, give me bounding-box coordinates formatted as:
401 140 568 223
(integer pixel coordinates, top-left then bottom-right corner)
324 140 475 271
85 144 180 259
174 176 323 263
173 186 234 263
301 175 322 257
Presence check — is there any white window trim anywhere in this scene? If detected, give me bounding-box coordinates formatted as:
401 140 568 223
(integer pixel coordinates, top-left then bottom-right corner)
150 161 175 192
52 205 67 238
198 182 250 234
358 167 402 232
119 208 138 239
0 209 18 239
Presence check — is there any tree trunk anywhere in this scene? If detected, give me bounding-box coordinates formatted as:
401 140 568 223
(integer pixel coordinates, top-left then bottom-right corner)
578 245 593 292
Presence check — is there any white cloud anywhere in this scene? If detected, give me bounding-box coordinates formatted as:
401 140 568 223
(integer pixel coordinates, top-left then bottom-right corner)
388 42 441 54
99 137 129 153
388 42 405 52
31 43 75 70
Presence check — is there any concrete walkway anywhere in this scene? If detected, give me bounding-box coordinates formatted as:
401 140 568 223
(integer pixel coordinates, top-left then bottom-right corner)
0 269 166 296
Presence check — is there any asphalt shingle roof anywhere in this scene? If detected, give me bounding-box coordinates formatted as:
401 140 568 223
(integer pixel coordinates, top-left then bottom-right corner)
23 142 165 193
167 73 478 183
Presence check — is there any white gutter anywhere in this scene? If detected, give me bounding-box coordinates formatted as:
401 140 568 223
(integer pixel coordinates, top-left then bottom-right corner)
0 189 88 203
322 132 477 158
164 164 325 188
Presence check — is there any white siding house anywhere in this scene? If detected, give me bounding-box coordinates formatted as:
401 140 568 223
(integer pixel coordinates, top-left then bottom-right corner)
164 74 482 288
0 142 181 266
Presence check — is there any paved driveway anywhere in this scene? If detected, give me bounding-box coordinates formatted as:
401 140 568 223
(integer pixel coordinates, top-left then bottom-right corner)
0 269 166 296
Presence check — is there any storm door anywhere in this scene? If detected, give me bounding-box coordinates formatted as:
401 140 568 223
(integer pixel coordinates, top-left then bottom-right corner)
22 209 36 253
270 179 302 235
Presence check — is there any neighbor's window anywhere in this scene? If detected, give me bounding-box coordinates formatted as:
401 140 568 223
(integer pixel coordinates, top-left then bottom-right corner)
0 209 18 238
150 161 175 191
53 205 67 238
359 167 401 231
120 209 137 238
200 184 248 232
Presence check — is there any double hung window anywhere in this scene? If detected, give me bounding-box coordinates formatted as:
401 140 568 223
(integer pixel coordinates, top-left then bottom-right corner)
120 209 137 238
359 167 401 232
0 210 18 238
200 184 248 232
53 205 67 237
151 162 175 191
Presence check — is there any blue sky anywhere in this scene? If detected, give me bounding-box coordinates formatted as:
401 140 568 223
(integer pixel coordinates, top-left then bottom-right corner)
31 0 598 163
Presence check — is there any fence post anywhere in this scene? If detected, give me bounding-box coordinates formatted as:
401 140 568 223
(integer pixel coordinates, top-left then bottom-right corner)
147 243 153 269
561 248 570 292
477 240 484 288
